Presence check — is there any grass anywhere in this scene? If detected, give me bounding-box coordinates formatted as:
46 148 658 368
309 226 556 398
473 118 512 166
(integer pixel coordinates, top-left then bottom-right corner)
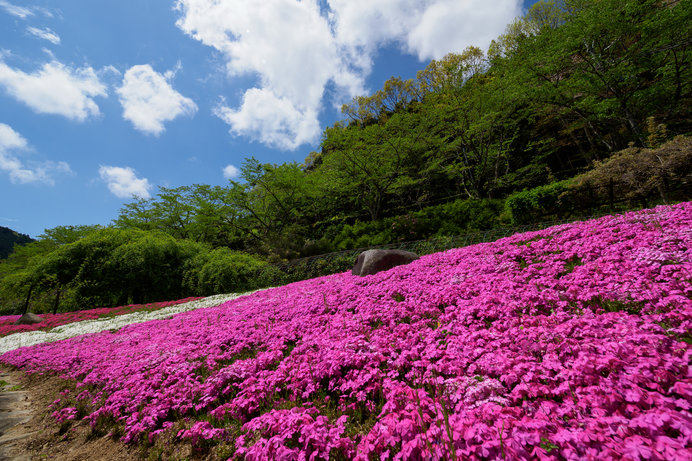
0 379 21 391
557 256 584 278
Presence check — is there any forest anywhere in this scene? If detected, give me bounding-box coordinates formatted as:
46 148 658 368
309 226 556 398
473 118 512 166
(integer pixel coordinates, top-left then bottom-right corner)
0 226 33 260
0 0 690 314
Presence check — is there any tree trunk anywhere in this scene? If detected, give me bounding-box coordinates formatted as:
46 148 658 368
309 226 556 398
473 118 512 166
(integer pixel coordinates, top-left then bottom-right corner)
52 286 61 314
622 105 648 148
22 284 34 315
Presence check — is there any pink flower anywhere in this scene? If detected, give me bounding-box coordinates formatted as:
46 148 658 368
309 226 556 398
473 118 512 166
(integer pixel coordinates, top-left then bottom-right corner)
2 203 691 459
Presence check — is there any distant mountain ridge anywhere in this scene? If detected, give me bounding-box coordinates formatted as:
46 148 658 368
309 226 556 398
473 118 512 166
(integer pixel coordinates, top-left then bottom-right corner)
0 226 34 259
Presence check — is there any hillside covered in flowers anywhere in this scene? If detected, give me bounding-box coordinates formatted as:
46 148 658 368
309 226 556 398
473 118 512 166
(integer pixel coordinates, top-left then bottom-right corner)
2 203 691 460
0 297 203 337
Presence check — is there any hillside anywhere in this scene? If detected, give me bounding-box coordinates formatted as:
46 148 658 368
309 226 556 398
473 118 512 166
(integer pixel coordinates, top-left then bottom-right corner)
0 226 33 260
1 203 690 460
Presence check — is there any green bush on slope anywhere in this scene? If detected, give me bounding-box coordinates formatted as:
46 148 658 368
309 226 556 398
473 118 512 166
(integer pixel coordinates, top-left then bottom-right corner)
183 248 277 296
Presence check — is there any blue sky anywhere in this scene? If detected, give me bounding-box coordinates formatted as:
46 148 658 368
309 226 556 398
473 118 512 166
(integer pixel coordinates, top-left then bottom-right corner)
0 0 537 238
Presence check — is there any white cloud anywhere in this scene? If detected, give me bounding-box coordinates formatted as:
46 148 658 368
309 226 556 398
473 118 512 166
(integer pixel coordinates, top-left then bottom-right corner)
408 0 522 59
0 1 53 19
327 0 422 57
116 64 197 136
99 166 152 199
175 0 362 150
27 26 61 45
0 0 33 19
222 164 240 179
100 65 121 77
214 89 320 150
0 123 72 185
328 0 522 61
174 0 522 150
0 123 26 151
0 60 107 121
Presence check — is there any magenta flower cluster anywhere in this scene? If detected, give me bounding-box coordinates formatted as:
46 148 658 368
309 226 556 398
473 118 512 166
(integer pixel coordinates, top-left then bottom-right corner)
2 203 691 460
0 297 203 337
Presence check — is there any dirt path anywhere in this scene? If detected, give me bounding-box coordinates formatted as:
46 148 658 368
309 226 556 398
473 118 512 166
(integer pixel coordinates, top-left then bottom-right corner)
0 368 33 460
0 367 139 461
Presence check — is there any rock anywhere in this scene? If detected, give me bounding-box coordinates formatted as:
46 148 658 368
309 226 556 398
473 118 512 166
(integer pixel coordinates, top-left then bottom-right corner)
352 249 419 276
12 313 43 325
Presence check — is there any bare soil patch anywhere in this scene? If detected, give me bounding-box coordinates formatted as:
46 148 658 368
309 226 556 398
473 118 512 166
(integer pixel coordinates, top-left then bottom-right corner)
0 366 139 461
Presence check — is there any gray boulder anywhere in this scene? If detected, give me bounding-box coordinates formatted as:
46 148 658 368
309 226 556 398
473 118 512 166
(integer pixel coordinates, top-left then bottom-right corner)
352 249 419 276
13 312 43 325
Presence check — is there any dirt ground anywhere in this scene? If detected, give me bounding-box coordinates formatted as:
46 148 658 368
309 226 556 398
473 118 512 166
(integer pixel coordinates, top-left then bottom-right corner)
0 366 140 461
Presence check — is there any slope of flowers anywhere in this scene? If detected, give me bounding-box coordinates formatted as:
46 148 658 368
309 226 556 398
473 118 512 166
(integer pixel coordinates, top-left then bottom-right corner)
0 294 253 355
2 203 691 460
0 297 203 337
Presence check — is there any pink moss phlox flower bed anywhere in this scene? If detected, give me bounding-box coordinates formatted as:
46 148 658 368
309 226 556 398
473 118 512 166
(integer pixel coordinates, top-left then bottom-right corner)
0 297 203 337
2 203 691 460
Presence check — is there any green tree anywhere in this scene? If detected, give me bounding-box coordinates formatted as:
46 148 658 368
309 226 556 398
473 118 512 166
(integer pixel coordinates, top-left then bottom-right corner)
38 225 104 246
183 248 271 296
508 0 691 155
320 113 422 221
109 232 203 304
0 225 103 313
420 48 522 199
226 158 321 258
185 184 247 249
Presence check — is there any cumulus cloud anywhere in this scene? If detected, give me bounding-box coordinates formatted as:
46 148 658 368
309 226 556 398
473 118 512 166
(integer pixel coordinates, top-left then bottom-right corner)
222 164 240 179
27 26 61 45
99 166 152 199
0 123 72 185
0 60 107 121
0 0 33 19
175 0 362 150
214 89 320 150
328 0 522 61
116 64 197 136
408 0 522 59
0 123 25 151
174 0 522 150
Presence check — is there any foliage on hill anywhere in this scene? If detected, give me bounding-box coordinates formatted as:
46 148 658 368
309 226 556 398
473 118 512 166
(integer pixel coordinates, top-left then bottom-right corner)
0 228 271 315
0 226 33 260
112 0 692 259
505 136 692 224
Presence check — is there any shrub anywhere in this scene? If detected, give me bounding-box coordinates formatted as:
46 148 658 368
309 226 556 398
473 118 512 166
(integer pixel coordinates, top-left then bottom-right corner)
504 180 573 224
573 135 692 205
416 199 503 237
328 199 503 251
184 248 272 296
109 232 204 305
504 136 692 224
